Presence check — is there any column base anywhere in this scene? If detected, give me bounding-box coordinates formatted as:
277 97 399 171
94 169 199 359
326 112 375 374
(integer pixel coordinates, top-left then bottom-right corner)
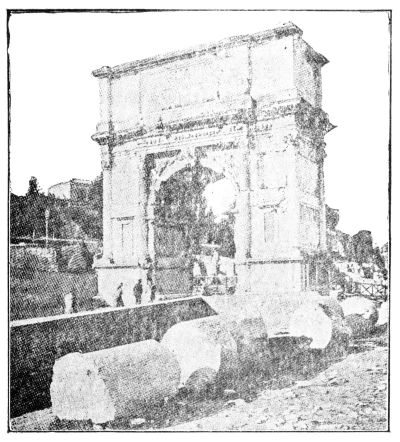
94 263 148 307
235 258 304 297
235 263 251 295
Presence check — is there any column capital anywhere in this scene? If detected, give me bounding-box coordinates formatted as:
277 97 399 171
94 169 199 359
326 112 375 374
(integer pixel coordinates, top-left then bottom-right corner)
133 151 147 168
101 148 113 170
294 99 336 137
315 142 327 163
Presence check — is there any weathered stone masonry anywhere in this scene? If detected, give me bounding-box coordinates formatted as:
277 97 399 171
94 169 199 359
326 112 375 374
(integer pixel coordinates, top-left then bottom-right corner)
91 22 335 304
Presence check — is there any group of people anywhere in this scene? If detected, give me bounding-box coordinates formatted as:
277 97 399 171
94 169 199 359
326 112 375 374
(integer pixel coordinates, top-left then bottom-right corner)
113 279 158 307
192 249 220 282
112 256 158 308
192 250 236 295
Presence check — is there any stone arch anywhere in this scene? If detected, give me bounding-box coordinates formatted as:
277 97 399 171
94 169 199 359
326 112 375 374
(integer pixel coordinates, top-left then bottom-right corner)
198 155 241 195
147 147 240 218
146 147 240 263
151 152 196 200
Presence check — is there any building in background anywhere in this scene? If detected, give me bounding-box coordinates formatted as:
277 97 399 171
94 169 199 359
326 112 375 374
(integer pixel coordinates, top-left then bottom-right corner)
48 179 92 203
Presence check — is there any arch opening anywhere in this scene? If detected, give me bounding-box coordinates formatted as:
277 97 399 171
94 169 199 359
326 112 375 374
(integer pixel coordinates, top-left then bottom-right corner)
152 160 237 299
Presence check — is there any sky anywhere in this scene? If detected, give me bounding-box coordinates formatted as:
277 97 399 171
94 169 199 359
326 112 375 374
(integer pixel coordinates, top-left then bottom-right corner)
8 10 390 245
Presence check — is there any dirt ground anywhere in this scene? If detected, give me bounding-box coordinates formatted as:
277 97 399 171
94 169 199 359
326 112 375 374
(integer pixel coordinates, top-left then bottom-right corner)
10 332 388 432
167 338 388 431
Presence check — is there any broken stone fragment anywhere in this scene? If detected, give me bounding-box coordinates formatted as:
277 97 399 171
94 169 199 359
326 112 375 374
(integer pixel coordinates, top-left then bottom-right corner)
288 296 351 354
222 314 269 374
328 379 340 386
50 340 180 424
288 302 333 349
376 301 389 326
223 389 239 400
340 296 378 338
161 316 240 394
129 417 146 428
226 398 246 407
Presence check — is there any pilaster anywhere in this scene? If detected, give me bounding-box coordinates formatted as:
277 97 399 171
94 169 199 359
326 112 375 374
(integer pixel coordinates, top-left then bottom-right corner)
101 148 113 262
285 133 301 257
317 142 327 251
134 153 148 265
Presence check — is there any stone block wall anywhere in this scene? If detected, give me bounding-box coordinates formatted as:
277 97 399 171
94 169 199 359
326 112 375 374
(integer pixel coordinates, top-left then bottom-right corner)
10 297 215 418
294 38 323 107
247 261 303 294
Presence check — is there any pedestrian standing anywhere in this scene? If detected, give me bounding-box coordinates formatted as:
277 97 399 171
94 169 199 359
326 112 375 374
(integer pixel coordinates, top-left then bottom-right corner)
133 279 143 305
64 288 77 314
192 259 202 286
150 284 157 302
115 282 124 307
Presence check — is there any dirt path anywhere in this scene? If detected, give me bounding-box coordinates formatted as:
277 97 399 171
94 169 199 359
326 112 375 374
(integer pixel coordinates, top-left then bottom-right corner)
10 336 388 432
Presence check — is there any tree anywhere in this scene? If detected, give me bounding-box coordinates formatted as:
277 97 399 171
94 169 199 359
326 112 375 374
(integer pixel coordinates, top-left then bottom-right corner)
48 176 103 240
23 176 45 237
88 173 103 213
10 175 104 242
79 173 103 239
214 212 236 258
26 176 41 197
10 177 47 238
155 163 219 255
351 230 375 265
10 193 29 237
373 246 386 270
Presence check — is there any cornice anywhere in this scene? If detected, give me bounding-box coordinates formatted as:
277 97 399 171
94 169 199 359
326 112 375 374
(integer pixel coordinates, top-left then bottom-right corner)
303 40 329 67
92 22 303 79
91 98 335 147
91 109 250 146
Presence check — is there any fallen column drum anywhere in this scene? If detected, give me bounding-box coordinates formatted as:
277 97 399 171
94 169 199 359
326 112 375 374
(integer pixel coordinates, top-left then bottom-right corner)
289 296 351 353
50 340 180 424
161 316 239 394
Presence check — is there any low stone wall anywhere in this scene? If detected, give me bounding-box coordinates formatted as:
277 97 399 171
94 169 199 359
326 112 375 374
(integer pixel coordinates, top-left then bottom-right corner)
10 297 215 418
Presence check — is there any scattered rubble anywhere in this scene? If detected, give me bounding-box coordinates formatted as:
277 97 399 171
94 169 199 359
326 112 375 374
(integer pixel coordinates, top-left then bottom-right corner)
167 343 388 431
11 291 388 432
12 332 388 432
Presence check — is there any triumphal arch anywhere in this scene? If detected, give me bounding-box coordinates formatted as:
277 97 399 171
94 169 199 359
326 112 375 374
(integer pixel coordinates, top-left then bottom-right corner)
92 22 334 305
